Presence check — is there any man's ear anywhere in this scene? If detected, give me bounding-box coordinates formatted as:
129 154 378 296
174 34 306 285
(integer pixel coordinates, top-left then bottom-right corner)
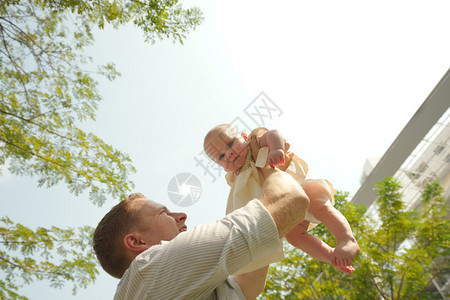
123 233 149 253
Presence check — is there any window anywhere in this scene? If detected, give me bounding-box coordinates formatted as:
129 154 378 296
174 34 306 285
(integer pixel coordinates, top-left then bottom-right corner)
416 162 428 173
406 162 428 181
445 154 450 163
434 145 445 155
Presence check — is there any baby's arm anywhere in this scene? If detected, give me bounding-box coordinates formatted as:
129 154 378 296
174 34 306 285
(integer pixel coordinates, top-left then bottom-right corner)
258 129 286 169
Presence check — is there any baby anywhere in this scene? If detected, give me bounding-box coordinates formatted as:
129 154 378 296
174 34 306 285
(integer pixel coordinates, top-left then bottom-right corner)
204 124 360 275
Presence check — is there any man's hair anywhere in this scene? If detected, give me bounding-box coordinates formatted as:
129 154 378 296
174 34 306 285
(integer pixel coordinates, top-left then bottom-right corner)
93 193 145 278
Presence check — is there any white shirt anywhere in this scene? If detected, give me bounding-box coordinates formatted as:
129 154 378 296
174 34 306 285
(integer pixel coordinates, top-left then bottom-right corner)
114 199 282 300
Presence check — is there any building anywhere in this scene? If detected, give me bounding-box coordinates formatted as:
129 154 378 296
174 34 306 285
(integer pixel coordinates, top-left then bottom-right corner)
352 68 450 298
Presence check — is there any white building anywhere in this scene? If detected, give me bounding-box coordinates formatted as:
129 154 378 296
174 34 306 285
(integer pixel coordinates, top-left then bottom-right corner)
352 68 450 298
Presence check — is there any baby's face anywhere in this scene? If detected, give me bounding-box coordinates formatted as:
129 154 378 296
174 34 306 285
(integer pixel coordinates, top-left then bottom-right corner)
205 127 248 172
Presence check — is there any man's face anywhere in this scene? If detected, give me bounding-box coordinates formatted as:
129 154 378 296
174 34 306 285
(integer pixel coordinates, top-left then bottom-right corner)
132 198 187 245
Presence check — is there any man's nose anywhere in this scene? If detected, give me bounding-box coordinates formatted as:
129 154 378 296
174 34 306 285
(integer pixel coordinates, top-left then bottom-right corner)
171 212 187 223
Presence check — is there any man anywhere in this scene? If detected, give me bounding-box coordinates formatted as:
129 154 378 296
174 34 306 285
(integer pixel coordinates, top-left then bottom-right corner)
93 164 310 299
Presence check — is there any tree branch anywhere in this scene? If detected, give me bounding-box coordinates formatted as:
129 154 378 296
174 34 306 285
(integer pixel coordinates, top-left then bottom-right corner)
0 131 124 191
0 136 66 168
28 107 68 121
396 272 406 300
0 14 54 59
0 238 80 245
0 108 72 141
365 263 389 300
0 22 32 104
411 276 435 300
0 256 68 277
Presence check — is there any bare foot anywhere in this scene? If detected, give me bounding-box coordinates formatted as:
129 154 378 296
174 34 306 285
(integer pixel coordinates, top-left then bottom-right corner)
336 265 355 274
330 238 360 267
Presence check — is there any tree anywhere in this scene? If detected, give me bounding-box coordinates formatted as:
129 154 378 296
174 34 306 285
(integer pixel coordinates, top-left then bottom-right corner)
0 0 203 298
0 217 97 300
0 0 203 206
261 178 449 299
261 191 370 300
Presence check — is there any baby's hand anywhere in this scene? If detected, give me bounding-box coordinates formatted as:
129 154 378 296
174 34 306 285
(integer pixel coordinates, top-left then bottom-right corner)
268 148 285 169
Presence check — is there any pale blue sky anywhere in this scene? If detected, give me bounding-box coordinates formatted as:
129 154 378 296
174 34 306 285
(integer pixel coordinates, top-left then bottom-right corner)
1 0 450 299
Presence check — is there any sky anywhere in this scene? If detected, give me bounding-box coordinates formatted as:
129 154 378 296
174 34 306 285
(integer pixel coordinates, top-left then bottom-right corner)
1 0 450 299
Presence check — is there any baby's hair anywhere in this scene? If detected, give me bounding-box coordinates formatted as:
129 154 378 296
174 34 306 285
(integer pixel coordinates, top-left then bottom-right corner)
204 124 234 149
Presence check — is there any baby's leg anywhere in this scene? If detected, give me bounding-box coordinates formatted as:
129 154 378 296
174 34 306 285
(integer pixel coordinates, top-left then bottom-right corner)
286 220 355 274
286 220 333 263
303 182 360 268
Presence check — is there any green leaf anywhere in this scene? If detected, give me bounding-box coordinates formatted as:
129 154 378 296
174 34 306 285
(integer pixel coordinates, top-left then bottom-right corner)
262 181 449 300
0 0 202 297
